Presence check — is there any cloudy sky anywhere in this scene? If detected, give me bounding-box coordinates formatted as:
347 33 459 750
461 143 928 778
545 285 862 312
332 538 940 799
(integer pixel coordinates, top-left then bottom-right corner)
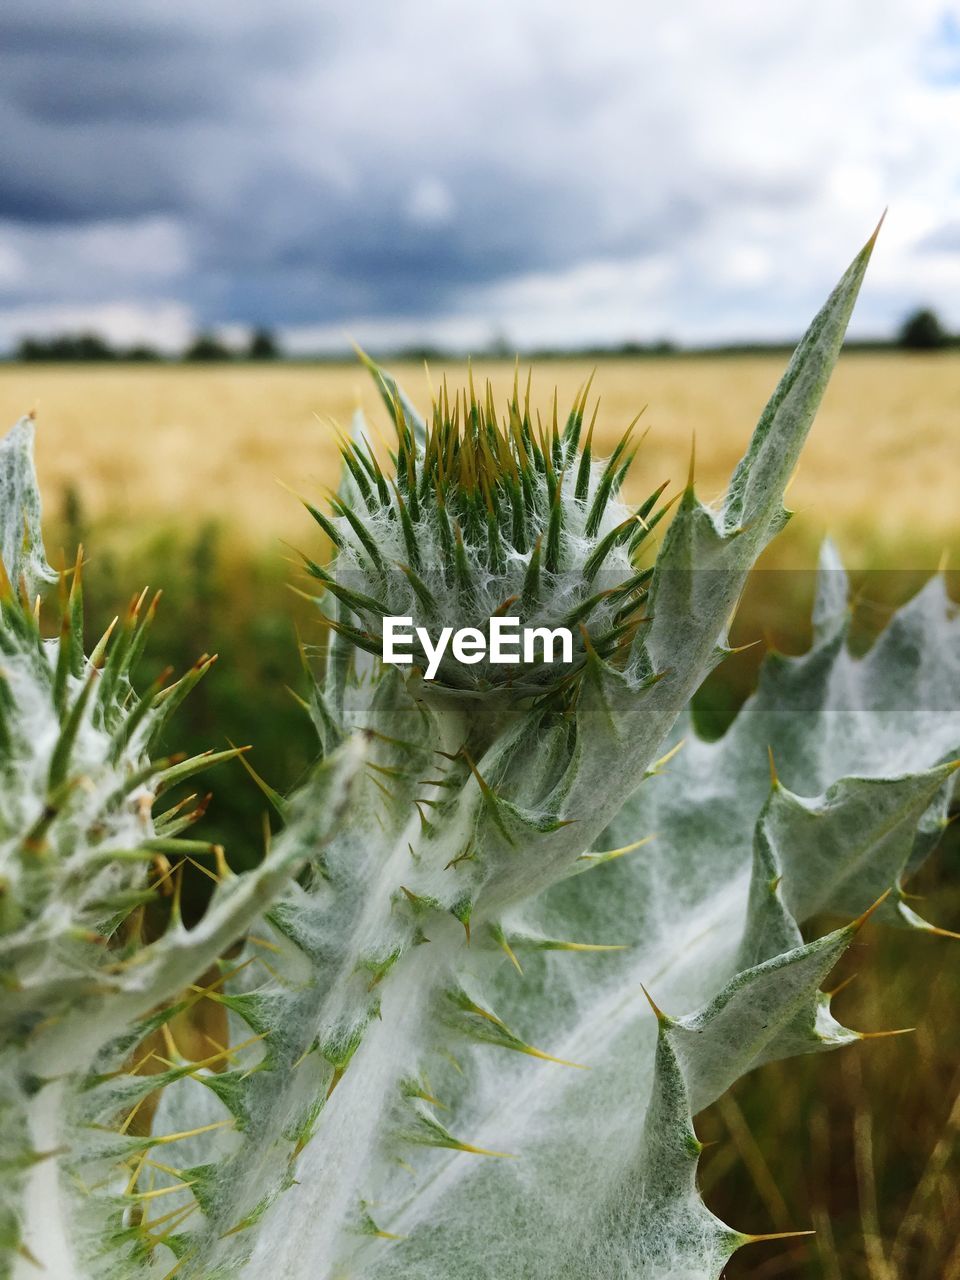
1 1 959 352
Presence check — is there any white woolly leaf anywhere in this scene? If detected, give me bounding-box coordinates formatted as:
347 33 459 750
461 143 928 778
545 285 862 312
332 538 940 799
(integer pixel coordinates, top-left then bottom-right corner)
0 418 55 599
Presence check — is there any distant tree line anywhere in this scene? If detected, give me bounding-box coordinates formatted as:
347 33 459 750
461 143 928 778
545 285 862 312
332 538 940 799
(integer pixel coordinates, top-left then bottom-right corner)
13 327 282 363
7 309 959 363
896 308 954 350
15 333 164 362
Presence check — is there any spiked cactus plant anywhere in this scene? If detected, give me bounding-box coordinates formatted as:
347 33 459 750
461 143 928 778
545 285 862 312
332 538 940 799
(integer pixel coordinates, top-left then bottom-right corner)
2 226 959 1280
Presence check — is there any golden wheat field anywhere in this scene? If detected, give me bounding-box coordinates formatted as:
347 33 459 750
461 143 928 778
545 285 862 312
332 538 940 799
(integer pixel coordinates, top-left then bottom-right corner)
1 352 958 564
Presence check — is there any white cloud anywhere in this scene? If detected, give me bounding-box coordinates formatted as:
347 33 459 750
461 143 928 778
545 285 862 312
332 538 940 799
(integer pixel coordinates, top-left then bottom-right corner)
0 216 191 301
282 314 496 356
0 242 25 288
472 255 678 348
0 300 196 353
404 177 455 228
277 0 960 340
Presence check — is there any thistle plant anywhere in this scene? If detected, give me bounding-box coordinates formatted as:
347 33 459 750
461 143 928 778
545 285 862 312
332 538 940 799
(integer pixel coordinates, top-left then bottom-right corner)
306 358 670 703
2 226 959 1280
0 418 363 1278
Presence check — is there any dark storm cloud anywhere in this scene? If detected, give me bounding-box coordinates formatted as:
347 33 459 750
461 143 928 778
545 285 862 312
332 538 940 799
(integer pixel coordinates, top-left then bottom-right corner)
0 12 218 222
0 2 956 345
189 162 622 324
0 1 336 222
0 0 688 329
0 7 337 129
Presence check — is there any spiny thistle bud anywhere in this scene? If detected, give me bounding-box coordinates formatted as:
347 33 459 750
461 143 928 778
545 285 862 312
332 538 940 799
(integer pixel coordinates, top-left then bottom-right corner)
303 365 672 704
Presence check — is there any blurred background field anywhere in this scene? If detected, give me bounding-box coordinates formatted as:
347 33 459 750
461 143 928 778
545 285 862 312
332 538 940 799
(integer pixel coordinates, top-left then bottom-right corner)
3 351 959 565
5 353 960 1278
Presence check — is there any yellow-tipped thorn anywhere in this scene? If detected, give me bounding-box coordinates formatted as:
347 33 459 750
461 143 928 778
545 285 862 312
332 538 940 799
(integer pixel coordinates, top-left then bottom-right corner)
414 1090 446 1111
496 932 524 976
129 1180 198 1202
455 1142 515 1159
579 833 656 864
640 983 672 1026
724 637 763 656
848 889 892 933
90 614 119 668
347 335 373 368
520 1044 589 1070
742 1228 816 1245
422 357 436 406
287 582 320 606
856 1026 915 1040
824 972 858 1000
865 207 887 253
650 738 685 774
159 1250 194 1280
551 941 627 953
686 431 696 492
16 1243 43 1268
249 933 282 954
275 479 337 532
918 920 960 941
767 746 779 788
148 1119 234 1148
